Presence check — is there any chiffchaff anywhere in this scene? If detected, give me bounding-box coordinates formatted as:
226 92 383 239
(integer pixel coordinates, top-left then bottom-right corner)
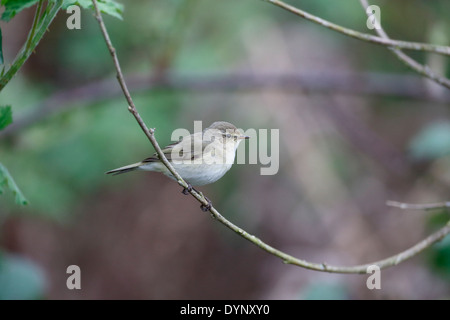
106 122 249 187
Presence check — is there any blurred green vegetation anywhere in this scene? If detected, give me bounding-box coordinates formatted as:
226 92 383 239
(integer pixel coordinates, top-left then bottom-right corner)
0 250 45 299
301 282 348 300
409 122 450 160
1 90 181 218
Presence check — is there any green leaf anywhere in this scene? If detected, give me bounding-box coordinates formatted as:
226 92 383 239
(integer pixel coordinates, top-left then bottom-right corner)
1 0 40 22
0 162 28 205
428 236 450 278
409 121 450 160
0 27 3 65
62 0 123 19
0 105 12 130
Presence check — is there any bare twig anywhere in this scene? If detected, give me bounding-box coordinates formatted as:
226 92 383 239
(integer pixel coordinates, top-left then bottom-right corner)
266 0 450 57
359 0 450 90
92 0 450 274
387 201 450 211
91 0 210 209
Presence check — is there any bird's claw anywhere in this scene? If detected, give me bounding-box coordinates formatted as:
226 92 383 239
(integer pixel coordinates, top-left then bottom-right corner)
181 184 212 211
200 195 213 212
200 203 212 212
182 183 193 195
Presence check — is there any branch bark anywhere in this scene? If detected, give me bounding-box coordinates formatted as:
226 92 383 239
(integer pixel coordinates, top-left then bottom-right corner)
387 200 450 210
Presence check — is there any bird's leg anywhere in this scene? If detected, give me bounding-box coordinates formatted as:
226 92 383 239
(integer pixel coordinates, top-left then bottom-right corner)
181 182 193 195
182 184 213 211
192 188 212 212
200 197 213 212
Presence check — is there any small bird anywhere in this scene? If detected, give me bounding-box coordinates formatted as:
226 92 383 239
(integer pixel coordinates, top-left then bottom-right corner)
106 121 249 209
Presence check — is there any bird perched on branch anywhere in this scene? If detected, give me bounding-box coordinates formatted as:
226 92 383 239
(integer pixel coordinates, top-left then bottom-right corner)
106 121 249 210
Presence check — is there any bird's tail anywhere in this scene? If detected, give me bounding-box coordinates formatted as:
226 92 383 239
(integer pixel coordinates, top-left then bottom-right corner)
105 162 142 175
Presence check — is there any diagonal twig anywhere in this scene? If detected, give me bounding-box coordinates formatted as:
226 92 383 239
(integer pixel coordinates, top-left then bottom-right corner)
359 0 450 90
266 0 450 58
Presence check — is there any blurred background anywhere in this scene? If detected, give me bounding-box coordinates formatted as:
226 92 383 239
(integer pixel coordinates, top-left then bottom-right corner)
1 0 450 299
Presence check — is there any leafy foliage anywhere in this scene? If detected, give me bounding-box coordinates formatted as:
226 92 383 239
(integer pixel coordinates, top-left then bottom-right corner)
0 163 28 205
0 27 3 65
0 0 123 22
429 236 450 279
0 106 28 205
0 105 12 130
62 0 124 20
0 0 39 22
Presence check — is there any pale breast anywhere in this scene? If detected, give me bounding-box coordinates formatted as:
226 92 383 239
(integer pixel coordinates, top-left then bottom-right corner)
170 162 231 186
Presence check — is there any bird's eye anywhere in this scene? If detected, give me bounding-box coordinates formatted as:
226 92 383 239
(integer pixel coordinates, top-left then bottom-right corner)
233 135 237 141
226 133 232 138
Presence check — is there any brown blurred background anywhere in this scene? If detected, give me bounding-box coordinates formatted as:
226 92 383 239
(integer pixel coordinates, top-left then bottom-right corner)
0 0 450 299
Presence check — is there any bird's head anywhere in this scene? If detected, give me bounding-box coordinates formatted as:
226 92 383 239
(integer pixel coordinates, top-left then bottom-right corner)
206 121 249 147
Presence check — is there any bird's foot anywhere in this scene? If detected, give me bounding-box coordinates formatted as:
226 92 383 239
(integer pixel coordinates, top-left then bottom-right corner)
199 193 213 212
181 185 212 211
182 183 193 195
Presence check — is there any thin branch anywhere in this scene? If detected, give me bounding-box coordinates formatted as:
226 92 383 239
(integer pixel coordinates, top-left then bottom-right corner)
359 0 450 90
92 0 450 274
91 0 209 210
0 0 63 91
25 0 44 52
217 215 450 273
266 0 450 57
387 200 450 211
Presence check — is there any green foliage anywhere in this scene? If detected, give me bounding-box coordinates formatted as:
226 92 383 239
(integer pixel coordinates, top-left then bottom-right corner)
429 236 450 279
0 106 28 205
409 121 450 160
0 27 3 65
426 211 450 279
0 0 64 92
0 163 28 205
0 252 46 299
55 16 117 80
0 91 179 217
0 105 12 130
0 0 123 23
0 0 39 22
62 0 124 20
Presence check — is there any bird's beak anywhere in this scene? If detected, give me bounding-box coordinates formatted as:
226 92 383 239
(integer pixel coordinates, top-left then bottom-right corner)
239 135 250 140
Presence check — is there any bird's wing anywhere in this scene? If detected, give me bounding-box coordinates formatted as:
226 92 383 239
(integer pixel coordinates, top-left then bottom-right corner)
142 132 210 163
141 141 179 163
